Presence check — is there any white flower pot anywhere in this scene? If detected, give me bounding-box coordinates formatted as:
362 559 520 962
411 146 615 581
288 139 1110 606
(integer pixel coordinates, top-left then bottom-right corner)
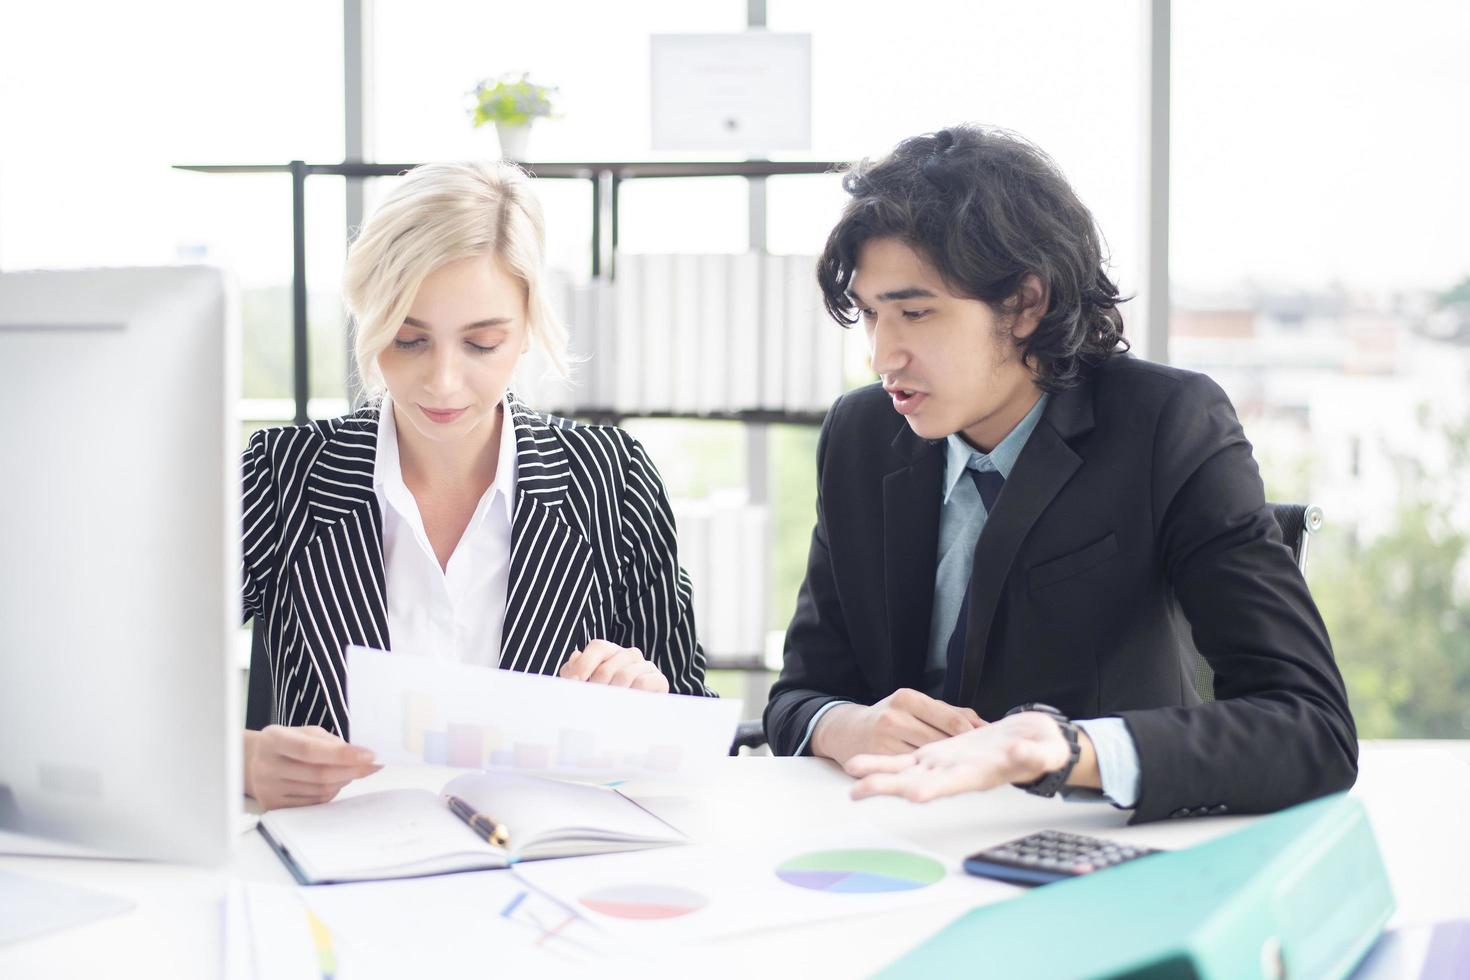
495 122 532 161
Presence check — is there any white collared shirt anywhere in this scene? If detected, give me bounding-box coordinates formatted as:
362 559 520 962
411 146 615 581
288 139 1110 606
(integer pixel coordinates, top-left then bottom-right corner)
373 396 517 666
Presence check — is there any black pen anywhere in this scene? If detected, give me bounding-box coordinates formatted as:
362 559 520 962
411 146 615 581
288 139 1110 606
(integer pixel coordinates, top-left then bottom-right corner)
445 793 511 848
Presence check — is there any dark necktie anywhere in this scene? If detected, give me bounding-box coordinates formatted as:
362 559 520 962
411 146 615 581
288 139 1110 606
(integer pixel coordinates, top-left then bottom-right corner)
941 467 1005 705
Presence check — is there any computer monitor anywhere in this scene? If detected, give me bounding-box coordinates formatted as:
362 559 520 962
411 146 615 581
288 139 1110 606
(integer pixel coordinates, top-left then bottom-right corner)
0 266 240 865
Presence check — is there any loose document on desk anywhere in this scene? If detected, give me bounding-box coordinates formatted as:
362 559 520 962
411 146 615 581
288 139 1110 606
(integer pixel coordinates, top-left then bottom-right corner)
347 646 741 779
240 874 616 980
512 824 1005 944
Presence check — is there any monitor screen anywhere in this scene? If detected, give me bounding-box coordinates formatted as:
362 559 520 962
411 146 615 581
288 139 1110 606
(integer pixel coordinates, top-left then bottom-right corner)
0 266 240 865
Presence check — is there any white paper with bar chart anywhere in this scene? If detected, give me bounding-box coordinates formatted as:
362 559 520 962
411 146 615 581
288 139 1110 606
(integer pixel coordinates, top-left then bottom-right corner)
346 646 743 779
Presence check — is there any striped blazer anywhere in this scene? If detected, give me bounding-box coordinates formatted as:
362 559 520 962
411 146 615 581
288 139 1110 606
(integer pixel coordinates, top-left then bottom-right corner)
240 396 711 738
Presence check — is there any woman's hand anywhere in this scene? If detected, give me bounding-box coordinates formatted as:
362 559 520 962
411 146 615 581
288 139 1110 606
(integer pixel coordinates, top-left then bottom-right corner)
243 725 382 810
558 639 670 693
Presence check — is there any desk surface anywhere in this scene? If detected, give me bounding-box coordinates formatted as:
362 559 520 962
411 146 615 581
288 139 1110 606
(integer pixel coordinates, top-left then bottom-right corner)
3 741 1468 979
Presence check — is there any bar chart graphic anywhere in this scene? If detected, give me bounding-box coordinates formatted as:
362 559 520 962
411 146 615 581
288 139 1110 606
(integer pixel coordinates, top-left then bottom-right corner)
578 884 708 920
399 690 686 773
775 850 946 893
348 646 741 778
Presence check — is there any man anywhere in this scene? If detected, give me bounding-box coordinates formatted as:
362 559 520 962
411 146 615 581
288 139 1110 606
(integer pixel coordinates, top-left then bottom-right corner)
764 125 1356 823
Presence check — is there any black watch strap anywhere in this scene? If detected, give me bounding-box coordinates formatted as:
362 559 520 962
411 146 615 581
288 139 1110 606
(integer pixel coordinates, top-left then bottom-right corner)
1004 702 1081 798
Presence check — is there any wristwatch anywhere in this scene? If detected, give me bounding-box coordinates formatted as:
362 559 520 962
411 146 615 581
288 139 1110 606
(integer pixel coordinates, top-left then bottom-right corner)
1004 703 1082 798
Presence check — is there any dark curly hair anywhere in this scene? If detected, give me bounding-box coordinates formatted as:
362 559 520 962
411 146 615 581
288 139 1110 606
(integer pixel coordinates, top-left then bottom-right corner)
817 125 1128 390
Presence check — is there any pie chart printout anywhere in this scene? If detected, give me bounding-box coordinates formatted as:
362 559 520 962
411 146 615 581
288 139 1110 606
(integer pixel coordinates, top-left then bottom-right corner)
579 884 709 920
775 849 947 893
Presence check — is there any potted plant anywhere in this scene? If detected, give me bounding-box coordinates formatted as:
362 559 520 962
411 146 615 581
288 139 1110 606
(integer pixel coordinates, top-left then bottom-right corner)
469 72 557 161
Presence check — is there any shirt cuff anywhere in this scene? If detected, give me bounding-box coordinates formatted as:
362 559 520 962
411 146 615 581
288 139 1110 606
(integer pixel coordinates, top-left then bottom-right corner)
1070 717 1141 808
793 700 854 757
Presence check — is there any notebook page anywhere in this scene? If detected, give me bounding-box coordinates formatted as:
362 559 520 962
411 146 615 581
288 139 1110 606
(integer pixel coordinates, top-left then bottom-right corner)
260 788 504 881
442 771 685 857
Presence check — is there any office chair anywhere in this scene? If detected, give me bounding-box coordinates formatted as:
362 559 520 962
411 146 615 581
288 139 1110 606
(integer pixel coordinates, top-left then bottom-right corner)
245 627 271 731
727 502 1325 754
1184 502 1324 703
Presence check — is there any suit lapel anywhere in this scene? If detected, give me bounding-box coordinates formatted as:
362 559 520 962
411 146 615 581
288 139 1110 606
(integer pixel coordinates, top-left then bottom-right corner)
957 383 1095 706
499 398 596 675
883 427 945 693
284 411 389 738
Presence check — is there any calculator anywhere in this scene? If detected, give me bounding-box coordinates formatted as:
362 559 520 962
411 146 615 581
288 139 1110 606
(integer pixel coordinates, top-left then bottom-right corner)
963 829 1163 886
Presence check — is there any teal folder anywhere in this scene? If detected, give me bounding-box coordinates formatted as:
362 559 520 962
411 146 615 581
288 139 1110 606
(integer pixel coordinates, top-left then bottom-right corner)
877 794 1394 979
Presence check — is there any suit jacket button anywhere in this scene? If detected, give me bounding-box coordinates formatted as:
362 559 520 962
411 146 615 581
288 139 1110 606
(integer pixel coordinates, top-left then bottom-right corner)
1170 807 1190 819
1191 806 1210 818
1208 804 1228 816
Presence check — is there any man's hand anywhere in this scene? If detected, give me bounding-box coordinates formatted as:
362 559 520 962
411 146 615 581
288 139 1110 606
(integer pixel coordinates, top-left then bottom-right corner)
810 688 984 767
558 639 670 693
243 725 382 810
844 710 1098 803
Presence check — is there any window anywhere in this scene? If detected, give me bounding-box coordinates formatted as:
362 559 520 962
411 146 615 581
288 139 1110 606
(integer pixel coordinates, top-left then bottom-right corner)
1171 1 1470 737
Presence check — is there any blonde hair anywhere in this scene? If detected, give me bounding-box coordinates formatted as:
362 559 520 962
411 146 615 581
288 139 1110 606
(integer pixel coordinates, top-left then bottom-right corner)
343 161 568 400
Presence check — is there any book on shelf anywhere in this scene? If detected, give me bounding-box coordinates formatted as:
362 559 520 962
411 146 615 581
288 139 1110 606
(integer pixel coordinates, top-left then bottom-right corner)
672 493 768 660
672 253 702 414
783 253 818 412
696 253 731 415
815 288 846 412
728 251 762 410
258 769 684 886
673 498 713 640
760 252 787 412
613 254 644 412
570 280 599 406
593 279 617 409
538 250 846 418
641 254 676 412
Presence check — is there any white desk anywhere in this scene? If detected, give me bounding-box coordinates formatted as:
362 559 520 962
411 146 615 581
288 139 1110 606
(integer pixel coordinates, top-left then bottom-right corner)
3 741 1468 979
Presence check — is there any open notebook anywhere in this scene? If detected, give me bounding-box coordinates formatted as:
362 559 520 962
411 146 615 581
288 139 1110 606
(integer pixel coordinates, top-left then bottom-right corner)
258 770 684 885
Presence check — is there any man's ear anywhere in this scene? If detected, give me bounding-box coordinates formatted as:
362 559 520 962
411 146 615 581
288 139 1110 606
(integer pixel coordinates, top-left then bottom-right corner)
1010 274 1048 341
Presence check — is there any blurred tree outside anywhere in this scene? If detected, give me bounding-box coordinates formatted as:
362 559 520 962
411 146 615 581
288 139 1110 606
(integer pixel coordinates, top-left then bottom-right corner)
1310 411 1470 738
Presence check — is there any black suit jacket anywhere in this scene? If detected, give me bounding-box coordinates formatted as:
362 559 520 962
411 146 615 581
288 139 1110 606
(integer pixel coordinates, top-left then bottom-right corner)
764 356 1357 823
241 396 711 739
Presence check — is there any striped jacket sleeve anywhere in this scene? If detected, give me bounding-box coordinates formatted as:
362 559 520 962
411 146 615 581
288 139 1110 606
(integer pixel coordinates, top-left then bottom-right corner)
240 428 278 624
611 432 712 697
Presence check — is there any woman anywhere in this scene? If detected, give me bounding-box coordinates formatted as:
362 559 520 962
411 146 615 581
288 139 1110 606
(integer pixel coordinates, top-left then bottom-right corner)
240 161 709 809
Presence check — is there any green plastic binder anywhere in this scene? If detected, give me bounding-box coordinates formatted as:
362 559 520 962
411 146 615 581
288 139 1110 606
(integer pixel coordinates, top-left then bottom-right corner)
876 793 1394 980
